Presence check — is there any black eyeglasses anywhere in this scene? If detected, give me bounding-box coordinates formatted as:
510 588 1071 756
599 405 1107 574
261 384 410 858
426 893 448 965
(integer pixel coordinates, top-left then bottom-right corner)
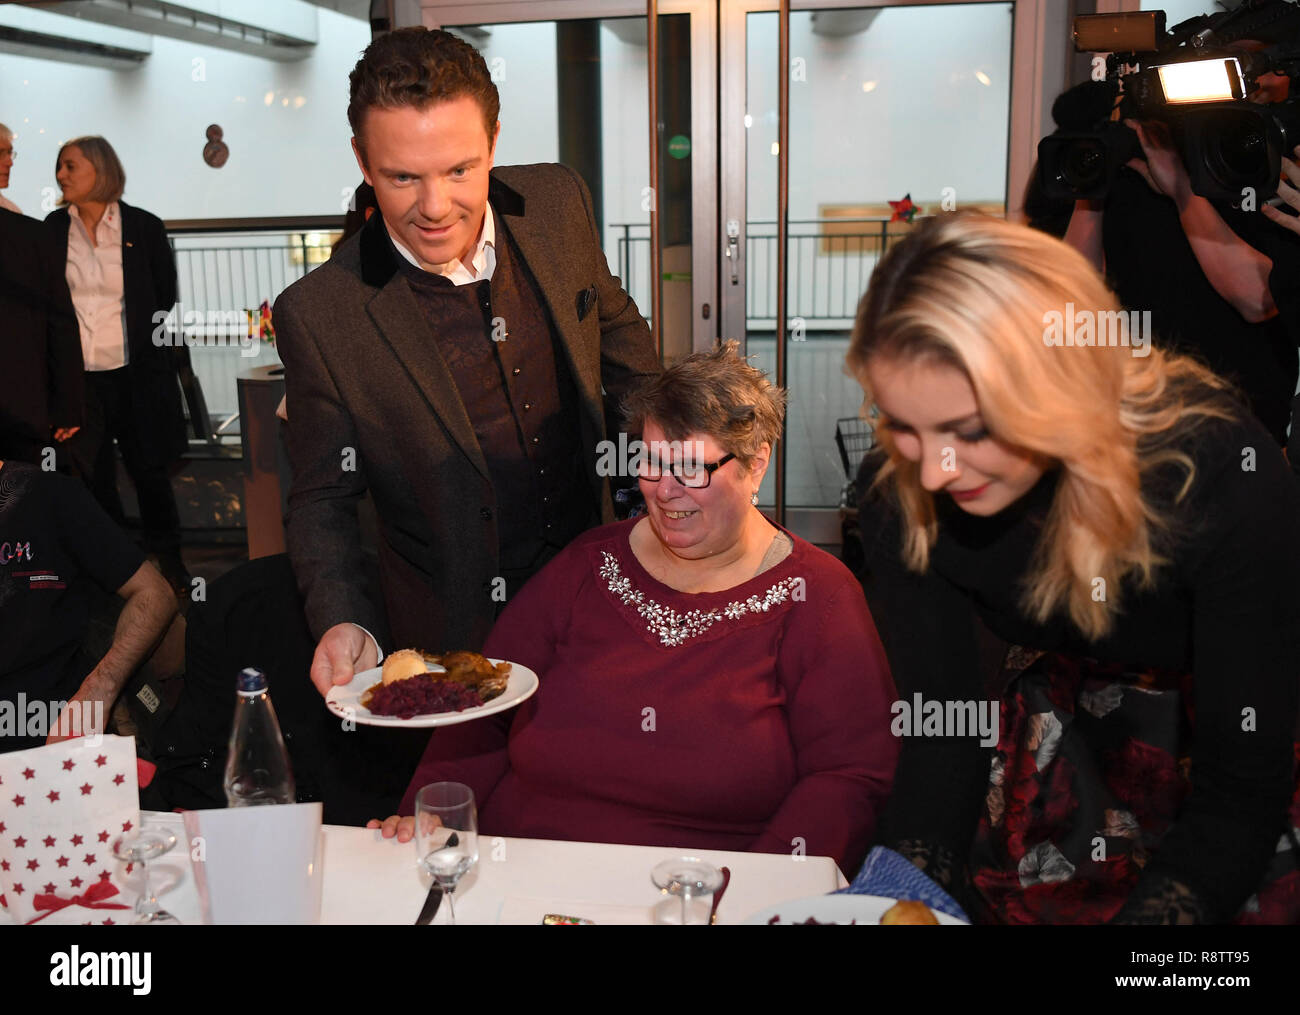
638 452 736 489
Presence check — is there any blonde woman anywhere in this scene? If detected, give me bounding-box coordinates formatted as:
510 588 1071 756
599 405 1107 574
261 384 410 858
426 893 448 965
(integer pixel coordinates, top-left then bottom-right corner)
847 212 1300 925
45 136 189 592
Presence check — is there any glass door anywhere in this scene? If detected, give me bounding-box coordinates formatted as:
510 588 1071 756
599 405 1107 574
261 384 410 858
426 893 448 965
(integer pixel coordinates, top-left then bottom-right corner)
428 2 717 364
722 0 1044 540
428 0 1051 541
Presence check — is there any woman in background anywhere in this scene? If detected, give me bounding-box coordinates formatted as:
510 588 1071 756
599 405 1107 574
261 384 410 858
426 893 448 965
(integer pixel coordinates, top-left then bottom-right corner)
46 136 189 593
849 212 1300 924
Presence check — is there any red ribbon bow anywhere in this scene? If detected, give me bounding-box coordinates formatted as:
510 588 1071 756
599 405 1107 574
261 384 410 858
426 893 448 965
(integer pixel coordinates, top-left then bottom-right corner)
26 880 130 924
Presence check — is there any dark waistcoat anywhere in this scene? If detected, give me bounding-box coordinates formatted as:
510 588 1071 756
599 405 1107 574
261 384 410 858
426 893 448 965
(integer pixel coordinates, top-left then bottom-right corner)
397 218 596 579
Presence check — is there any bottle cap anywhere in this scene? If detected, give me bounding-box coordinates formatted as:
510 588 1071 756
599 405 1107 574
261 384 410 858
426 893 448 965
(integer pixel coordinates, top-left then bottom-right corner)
237 667 268 693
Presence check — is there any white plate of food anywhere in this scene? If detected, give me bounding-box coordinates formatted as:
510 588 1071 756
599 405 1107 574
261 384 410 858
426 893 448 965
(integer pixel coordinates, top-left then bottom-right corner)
743 894 967 926
324 649 539 728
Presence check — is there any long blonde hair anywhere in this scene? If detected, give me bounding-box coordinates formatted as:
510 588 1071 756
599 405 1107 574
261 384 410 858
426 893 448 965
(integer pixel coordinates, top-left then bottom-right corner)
846 212 1236 640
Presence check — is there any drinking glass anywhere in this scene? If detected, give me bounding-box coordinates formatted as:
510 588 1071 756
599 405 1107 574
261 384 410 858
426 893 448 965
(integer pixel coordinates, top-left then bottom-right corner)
414 782 479 926
112 827 181 925
651 857 724 925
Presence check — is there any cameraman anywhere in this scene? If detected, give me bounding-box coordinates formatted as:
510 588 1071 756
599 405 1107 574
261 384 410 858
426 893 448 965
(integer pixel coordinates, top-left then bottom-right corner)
1063 37 1300 446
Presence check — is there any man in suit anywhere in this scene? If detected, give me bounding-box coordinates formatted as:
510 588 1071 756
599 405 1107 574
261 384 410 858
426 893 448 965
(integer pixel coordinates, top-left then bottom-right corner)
0 207 84 463
276 28 660 697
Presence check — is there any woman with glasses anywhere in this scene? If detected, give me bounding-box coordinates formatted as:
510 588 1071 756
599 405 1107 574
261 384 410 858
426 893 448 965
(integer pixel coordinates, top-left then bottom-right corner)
849 212 1300 924
371 343 899 874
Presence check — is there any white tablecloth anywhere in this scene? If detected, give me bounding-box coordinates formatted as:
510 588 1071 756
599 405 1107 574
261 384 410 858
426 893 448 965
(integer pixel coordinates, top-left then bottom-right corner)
139 811 847 925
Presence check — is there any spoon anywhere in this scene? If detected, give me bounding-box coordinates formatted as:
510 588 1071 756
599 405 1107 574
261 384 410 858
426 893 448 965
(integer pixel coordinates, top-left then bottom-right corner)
709 866 731 925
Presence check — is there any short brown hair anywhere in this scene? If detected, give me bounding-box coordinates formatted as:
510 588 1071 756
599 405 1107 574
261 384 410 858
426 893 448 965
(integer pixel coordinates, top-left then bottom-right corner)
348 28 500 158
56 136 126 204
622 341 786 468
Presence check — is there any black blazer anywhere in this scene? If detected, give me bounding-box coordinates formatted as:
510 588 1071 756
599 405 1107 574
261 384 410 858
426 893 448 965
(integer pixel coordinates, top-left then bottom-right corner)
275 164 661 653
44 200 185 465
0 208 84 458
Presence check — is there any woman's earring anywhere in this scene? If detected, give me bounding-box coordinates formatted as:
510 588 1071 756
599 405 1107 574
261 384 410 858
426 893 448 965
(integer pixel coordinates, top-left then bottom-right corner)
750 492 759 506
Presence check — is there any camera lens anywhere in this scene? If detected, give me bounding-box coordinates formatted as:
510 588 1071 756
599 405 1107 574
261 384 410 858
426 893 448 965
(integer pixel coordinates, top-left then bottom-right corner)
1060 138 1107 191
1205 110 1268 186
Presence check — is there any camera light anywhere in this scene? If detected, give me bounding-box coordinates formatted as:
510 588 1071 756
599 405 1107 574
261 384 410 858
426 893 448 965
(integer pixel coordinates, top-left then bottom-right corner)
1073 12 1163 54
1156 58 1245 104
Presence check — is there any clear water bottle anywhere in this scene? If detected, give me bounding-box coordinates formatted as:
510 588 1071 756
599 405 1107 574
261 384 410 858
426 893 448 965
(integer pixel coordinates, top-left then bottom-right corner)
224 667 296 806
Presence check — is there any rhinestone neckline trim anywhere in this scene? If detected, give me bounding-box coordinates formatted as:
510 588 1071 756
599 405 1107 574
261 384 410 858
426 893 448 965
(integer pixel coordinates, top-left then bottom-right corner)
598 550 803 648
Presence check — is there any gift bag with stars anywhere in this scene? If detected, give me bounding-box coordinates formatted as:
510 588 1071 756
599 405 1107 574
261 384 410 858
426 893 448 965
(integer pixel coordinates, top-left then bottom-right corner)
0 735 139 925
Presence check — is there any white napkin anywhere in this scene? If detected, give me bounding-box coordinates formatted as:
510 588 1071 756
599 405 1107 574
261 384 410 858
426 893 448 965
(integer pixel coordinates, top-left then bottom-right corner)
183 802 323 924
0 735 139 925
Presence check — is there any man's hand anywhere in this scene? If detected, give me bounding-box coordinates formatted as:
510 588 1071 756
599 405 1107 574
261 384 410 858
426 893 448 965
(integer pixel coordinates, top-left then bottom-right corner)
310 622 378 697
46 561 175 745
47 689 108 744
1124 119 1192 204
1123 119 1278 322
1261 146 1300 236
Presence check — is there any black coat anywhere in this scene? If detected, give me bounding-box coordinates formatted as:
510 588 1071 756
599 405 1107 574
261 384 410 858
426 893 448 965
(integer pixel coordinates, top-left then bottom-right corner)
44 200 185 465
0 208 84 457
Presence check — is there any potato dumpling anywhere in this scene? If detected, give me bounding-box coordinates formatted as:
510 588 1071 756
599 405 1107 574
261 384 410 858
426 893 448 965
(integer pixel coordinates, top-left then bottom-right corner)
879 900 939 925
381 648 427 685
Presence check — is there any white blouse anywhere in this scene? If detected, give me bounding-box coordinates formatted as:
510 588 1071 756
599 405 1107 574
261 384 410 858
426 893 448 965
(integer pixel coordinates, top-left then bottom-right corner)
66 202 128 371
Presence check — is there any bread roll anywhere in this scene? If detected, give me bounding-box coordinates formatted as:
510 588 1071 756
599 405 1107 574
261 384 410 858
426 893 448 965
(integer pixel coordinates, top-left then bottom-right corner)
879 900 939 925
381 648 427 685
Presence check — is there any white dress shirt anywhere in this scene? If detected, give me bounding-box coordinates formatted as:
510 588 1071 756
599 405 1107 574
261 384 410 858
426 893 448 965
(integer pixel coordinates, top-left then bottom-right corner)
389 203 497 284
66 202 128 371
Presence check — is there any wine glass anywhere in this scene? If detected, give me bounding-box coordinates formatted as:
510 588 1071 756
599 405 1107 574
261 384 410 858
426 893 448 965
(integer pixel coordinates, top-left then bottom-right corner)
651 857 724 925
112 827 181 925
414 782 478 926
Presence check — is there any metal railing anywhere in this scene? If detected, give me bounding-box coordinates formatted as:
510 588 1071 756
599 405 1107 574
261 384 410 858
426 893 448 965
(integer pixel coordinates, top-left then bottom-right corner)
611 217 898 325
166 216 886 507
164 217 340 438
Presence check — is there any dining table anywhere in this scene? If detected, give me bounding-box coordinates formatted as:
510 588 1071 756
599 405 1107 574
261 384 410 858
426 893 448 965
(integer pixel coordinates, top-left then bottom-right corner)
6 809 849 925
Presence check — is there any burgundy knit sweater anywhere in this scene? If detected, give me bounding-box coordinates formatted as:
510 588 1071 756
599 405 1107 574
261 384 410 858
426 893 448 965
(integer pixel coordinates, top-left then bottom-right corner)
400 518 898 874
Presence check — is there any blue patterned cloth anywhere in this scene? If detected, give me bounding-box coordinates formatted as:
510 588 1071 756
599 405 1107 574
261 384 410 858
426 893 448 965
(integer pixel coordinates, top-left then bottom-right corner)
835 846 970 922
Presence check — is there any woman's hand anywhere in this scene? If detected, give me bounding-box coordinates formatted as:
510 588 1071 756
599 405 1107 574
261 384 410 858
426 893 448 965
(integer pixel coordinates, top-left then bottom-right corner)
366 814 418 842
